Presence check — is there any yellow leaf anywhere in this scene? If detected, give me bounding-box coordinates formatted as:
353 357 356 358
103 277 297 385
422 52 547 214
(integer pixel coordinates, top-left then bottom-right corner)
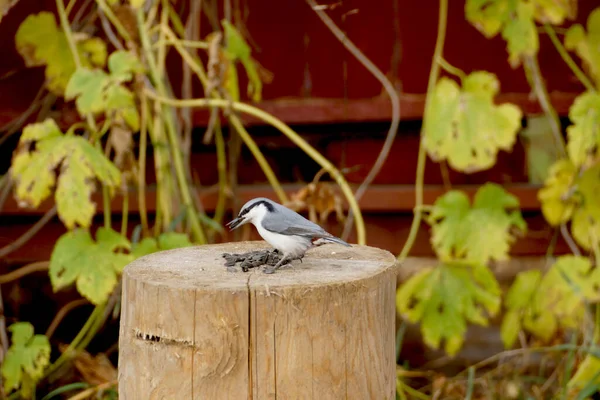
15 12 106 95
427 183 526 264
424 72 522 172
10 119 121 229
565 8 600 87
538 159 578 225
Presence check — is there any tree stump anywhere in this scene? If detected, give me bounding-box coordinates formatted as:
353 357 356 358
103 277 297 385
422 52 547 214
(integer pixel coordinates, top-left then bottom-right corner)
118 241 399 399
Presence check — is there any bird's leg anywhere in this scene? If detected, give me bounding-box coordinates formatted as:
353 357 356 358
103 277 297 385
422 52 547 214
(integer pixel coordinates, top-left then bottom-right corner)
263 253 292 274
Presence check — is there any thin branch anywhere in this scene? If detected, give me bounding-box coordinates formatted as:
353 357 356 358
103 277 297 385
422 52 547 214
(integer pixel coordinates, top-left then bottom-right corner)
560 223 581 256
0 261 50 284
45 299 89 338
0 206 57 259
305 0 400 241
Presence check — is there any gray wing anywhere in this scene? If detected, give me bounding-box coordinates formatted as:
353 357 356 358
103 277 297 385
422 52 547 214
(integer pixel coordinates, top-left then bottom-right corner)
262 207 330 238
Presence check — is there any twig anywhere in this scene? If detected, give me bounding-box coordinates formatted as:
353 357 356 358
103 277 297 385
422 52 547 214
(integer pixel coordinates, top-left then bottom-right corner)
0 261 50 284
306 0 400 241
99 7 124 50
0 207 57 259
45 299 89 338
138 94 150 235
560 223 581 256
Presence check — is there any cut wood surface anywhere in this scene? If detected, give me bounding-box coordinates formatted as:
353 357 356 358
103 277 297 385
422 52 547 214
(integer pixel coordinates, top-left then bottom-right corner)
118 241 399 400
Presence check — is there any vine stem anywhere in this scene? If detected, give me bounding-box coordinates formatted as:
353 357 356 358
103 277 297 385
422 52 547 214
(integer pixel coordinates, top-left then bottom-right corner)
136 9 207 244
438 57 466 80
144 91 367 244
138 92 149 235
523 55 566 156
45 299 88 338
305 0 400 242
543 24 595 92
397 0 448 261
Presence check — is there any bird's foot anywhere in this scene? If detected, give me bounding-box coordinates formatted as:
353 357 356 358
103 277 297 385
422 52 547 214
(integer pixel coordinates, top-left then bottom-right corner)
262 253 305 274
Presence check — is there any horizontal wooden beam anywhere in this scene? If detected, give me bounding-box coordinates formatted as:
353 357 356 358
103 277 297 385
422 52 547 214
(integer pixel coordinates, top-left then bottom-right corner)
1 183 542 216
0 92 579 133
190 92 579 126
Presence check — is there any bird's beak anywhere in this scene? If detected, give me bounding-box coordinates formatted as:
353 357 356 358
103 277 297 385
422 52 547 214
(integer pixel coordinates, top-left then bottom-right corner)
226 217 244 230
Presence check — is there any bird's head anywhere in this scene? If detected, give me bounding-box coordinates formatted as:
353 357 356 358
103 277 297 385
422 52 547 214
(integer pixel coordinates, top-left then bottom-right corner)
226 197 277 230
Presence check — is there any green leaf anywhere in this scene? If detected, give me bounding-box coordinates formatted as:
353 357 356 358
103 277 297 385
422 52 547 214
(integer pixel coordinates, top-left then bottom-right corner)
566 91 600 169
11 119 121 229
131 232 192 258
396 261 501 356
501 269 541 347
570 165 600 250
132 237 159 258
501 2 538 67
428 191 471 260
427 183 526 264
65 64 140 130
466 0 574 67
531 0 576 24
500 310 521 350
108 50 144 82
49 228 132 304
221 20 262 102
104 85 139 131
65 68 109 114
538 159 578 225
158 232 193 250
565 8 600 87
502 256 600 347
1 322 50 397
15 11 106 95
423 72 522 172
568 353 600 392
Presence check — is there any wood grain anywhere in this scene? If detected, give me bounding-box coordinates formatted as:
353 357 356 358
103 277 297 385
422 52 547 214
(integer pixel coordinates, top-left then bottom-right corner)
118 241 399 399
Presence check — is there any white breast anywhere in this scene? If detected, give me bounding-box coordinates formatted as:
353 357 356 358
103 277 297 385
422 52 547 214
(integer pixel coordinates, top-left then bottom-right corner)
255 222 312 258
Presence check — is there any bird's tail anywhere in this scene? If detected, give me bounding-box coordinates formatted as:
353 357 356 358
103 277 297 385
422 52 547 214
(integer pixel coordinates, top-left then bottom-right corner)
316 235 352 247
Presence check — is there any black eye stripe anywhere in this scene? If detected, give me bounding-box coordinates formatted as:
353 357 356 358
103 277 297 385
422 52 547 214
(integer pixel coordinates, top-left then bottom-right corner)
238 200 275 217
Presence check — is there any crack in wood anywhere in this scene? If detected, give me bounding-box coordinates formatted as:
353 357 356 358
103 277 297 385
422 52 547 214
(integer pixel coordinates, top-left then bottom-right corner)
134 329 194 347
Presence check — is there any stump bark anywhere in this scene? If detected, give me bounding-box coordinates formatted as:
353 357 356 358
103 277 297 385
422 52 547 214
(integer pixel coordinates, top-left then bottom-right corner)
118 241 399 399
